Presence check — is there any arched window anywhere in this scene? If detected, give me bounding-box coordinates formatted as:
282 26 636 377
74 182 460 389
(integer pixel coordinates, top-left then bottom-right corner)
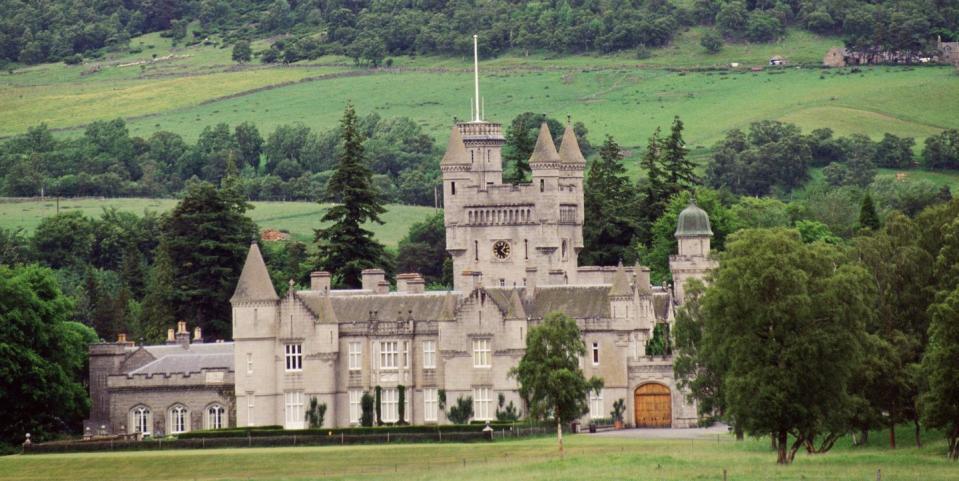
131 406 151 435
169 405 189 434
207 404 226 430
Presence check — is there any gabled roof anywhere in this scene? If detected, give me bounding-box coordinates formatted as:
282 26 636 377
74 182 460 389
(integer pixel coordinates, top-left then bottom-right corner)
231 242 278 303
295 291 338 323
298 291 460 323
609 262 631 298
505 289 527 319
441 125 470 165
528 122 560 164
558 125 587 165
528 286 611 319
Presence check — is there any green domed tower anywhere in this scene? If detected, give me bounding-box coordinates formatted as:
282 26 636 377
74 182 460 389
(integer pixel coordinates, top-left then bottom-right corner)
670 202 717 304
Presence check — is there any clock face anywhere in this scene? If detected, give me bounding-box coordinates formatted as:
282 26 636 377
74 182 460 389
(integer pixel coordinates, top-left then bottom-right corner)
492 240 511 260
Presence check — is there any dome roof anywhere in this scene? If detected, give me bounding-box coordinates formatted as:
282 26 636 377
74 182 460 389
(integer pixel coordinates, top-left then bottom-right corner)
675 202 713 237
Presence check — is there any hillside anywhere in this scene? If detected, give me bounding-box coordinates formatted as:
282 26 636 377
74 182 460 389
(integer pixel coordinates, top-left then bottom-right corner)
0 198 435 247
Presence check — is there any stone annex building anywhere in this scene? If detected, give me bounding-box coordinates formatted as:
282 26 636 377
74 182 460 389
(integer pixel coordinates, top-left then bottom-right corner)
85 71 717 436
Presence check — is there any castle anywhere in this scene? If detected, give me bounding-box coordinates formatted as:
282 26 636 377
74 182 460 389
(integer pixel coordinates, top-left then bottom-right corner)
84 50 717 435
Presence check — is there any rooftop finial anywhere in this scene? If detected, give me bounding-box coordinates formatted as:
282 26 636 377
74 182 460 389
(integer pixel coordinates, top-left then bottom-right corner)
473 34 481 122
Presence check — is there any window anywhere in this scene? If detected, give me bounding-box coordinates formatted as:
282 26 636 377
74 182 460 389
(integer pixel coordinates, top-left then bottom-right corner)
246 353 253 375
424 388 438 422
524 239 528 259
562 239 568 260
473 388 492 421
170 405 188 434
474 240 479 261
207 404 225 430
451 182 456 195
348 342 362 371
349 390 362 425
540 179 545 192
472 339 491 368
592 342 600 365
247 392 255 427
380 341 398 369
381 388 399 423
132 406 151 435
285 344 302 371
402 341 410 369
284 391 304 429
499 279 505 287
422 341 436 369
589 389 604 420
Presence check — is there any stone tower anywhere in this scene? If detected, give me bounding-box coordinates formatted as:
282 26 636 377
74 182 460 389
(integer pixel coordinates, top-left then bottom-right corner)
669 202 717 304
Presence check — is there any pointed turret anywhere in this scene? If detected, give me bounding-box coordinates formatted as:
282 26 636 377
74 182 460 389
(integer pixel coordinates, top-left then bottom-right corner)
528 122 561 166
440 125 470 167
439 291 458 321
505 289 527 320
609 261 631 298
558 124 586 166
231 241 279 303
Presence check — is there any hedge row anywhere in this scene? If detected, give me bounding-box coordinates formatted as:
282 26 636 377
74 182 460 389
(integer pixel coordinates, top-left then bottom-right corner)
178 422 524 439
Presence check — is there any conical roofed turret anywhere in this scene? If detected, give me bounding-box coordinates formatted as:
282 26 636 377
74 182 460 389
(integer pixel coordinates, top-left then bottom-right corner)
609 261 631 298
558 125 586 166
505 289 527 319
528 122 561 165
232 241 279 303
441 125 470 166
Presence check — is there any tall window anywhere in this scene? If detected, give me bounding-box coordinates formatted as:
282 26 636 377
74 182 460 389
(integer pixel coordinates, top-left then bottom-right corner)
207 404 225 430
132 406 150 435
473 388 492 421
349 389 362 425
380 341 398 369
451 181 456 195
474 240 479 261
589 389 604 420
423 388 438 422
540 179 545 192
285 344 302 371
402 341 410 369
284 391 304 429
246 353 253 375
170 405 188 434
348 342 362 371
381 388 399 423
592 342 600 365
472 339 491 368
422 340 436 369
246 392 255 427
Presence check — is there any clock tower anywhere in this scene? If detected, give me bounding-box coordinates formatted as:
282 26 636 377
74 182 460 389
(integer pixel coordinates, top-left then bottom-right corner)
440 37 586 291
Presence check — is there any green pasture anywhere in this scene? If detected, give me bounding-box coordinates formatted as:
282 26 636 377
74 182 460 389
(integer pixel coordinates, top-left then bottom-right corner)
0 432 955 481
0 198 435 247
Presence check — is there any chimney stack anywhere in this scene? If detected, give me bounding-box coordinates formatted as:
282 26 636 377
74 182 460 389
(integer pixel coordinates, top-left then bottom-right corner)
376 280 390 295
193 326 203 343
407 274 426 294
310 271 331 294
166 328 176 345
175 321 190 347
361 268 386 292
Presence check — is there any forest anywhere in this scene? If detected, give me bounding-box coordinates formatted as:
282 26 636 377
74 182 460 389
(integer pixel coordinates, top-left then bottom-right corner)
2 0 957 66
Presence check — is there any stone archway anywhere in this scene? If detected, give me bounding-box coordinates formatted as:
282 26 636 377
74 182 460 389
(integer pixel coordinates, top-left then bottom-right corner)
634 383 672 428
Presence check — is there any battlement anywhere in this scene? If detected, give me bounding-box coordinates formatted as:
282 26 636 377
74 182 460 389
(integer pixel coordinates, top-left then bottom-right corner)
107 369 234 389
457 121 503 140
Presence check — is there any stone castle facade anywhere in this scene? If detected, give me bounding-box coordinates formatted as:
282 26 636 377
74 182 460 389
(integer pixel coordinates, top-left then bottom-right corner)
86 114 717 436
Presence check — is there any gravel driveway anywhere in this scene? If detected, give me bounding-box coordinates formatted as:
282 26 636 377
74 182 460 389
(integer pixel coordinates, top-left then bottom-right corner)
587 423 731 439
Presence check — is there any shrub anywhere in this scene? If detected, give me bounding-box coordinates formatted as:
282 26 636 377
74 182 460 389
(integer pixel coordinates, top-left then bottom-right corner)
700 30 723 54
447 396 473 424
361 392 374 427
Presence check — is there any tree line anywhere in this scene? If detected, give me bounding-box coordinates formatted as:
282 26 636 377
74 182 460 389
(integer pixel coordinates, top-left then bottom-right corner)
3 0 958 67
0 115 440 206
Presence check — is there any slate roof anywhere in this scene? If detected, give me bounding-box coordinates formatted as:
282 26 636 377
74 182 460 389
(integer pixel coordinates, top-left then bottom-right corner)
608 263 631 297
528 123 560 164
529 286 611 319
231 242 279 303
297 291 461 323
558 125 587 165
128 342 235 375
441 125 470 165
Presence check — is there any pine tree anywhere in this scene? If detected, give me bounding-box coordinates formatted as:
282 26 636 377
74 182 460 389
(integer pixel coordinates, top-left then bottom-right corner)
859 192 881 231
140 239 178 343
314 102 388 288
662 116 699 196
921 286 959 460
581 135 636 265
638 128 668 245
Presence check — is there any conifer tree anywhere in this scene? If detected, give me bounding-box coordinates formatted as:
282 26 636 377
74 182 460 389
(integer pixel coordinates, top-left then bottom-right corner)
581 135 636 265
859 192 881 231
921 286 959 460
139 239 177 343
314 102 387 288
662 116 699 196
638 128 668 245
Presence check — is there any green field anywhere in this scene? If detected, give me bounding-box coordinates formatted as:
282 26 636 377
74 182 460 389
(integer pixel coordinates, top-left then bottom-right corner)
0 433 955 481
2 27 957 153
0 198 435 247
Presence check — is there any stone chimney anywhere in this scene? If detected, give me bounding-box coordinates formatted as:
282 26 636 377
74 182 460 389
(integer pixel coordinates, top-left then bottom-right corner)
166 328 176 345
376 280 390 295
635 266 652 295
361 268 386 291
548 269 567 285
397 273 426 293
311 271 331 294
117 333 127 344
175 321 190 347
193 326 203 343
525 267 538 299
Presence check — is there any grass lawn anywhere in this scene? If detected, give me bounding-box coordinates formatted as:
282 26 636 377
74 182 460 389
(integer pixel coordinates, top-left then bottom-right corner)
0 198 436 247
0 432 955 481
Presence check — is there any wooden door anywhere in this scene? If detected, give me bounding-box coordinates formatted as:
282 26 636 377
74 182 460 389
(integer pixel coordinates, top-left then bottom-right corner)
634 383 672 428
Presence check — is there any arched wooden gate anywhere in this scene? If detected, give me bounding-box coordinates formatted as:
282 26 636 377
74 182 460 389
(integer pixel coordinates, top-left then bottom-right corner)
634 383 672 428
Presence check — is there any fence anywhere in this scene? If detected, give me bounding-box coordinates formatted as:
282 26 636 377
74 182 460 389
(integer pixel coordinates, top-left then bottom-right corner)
22 426 551 455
